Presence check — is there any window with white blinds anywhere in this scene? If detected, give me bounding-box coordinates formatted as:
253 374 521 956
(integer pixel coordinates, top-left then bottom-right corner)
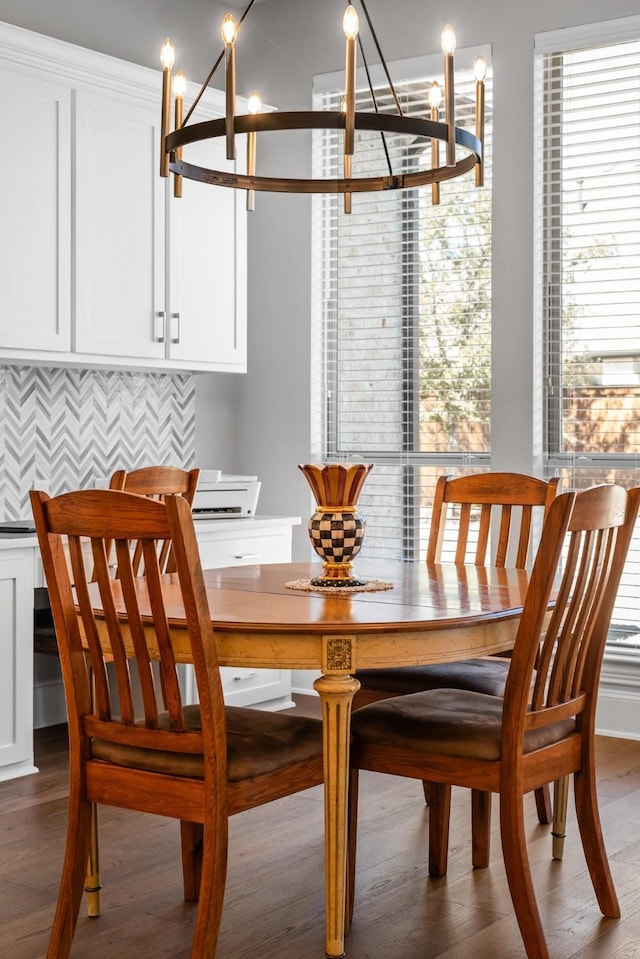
535 17 640 650
312 51 493 561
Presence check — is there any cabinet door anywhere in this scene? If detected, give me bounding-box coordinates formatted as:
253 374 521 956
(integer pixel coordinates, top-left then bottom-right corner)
0 549 36 780
168 136 247 370
0 70 71 351
74 91 165 358
195 530 292 569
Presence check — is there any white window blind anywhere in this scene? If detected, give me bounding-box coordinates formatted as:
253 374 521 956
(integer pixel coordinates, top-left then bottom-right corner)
535 17 640 650
312 52 493 561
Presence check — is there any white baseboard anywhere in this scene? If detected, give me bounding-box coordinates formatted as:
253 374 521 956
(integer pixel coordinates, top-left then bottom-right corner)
291 670 321 696
596 654 640 740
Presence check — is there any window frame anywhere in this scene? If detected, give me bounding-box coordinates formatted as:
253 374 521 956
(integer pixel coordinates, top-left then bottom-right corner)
535 16 640 654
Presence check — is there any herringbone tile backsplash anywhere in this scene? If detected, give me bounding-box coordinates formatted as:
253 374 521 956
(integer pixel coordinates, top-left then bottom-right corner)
0 366 196 520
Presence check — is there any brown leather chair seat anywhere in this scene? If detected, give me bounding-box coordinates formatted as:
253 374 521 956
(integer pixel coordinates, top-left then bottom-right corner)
354 658 510 698
92 704 323 781
351 687 576 761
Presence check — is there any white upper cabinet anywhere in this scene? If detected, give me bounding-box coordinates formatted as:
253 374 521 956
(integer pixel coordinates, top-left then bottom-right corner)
168 135 247 370
0 67 71 351
74 90 166 359
0 21 247 373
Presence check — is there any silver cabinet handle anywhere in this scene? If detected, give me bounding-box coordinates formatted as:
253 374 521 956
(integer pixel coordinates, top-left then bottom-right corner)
170 312 180 344
233 672 258 682
233 553 261 560
155 311 165 343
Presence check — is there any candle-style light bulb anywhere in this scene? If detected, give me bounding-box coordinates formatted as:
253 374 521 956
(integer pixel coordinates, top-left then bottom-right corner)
428 80 441 111
246 90 261 212
159 38 175 177
474 56 486 187
473 54 487 82
160 37 175 70
440 24 456 56
441 23 456 167
173 70 186 198
247 90 262 116
173 69 187 100
428 81 441 206
343 5 359 40
221 13 237 46
221 13 237 160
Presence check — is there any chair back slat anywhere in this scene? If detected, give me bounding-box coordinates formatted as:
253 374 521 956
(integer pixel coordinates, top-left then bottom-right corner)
543 531 593 706
115 536 166 727
475 503 492 564
494 504 512 566
140 537 185 729
427 473 560 569
507 485 639 743
67 533 116 720
514 504 533 568
455 503 472 563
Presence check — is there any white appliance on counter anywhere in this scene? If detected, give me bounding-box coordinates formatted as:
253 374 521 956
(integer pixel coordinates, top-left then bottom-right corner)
192 470 261 519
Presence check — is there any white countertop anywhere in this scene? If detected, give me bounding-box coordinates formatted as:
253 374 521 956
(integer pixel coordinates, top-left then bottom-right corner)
0 514 301 551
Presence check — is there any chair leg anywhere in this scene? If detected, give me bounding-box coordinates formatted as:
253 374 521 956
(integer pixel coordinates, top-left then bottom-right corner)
84 802 101 916
346 766 360 929
189 810 229 959
500 792 549 959
534 783 552 825
47 789 93 959
471 789 492 868
428 782 451 877
551 775 570 860
181 821 204 901
83 665 101 917
573 764 620 919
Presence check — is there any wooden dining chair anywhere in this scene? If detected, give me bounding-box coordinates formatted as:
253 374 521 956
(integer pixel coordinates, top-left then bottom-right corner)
348 484 640 959
353 471 560 858
31 488 324 959
108 464 200 573
34 465 200 654
354 473 559 706
34 464 203 914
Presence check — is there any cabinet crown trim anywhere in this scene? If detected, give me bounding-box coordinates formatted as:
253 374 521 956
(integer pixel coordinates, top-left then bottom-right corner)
0 19 231 112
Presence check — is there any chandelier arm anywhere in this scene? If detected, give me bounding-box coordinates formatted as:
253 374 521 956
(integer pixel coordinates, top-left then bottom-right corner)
357 0 404 117
182 0 258 129
182 53 224 128
357 31 394 180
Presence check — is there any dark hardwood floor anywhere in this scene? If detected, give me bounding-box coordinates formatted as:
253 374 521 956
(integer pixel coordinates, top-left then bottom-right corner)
3 697 640 958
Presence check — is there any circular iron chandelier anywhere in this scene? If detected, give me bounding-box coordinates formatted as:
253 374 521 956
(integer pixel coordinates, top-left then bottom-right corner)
159 0 485 211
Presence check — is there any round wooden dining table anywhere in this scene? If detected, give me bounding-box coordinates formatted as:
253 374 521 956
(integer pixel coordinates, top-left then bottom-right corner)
160 558 530 959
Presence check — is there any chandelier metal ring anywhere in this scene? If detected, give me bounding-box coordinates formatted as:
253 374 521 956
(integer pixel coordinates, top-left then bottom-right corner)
166 110 482 194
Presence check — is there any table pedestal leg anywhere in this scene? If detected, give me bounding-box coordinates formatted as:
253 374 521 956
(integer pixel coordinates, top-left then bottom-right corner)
314 671 360 959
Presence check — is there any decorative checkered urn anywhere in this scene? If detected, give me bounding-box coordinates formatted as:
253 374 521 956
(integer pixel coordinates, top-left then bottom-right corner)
307 509 367 586
298 462 374 587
